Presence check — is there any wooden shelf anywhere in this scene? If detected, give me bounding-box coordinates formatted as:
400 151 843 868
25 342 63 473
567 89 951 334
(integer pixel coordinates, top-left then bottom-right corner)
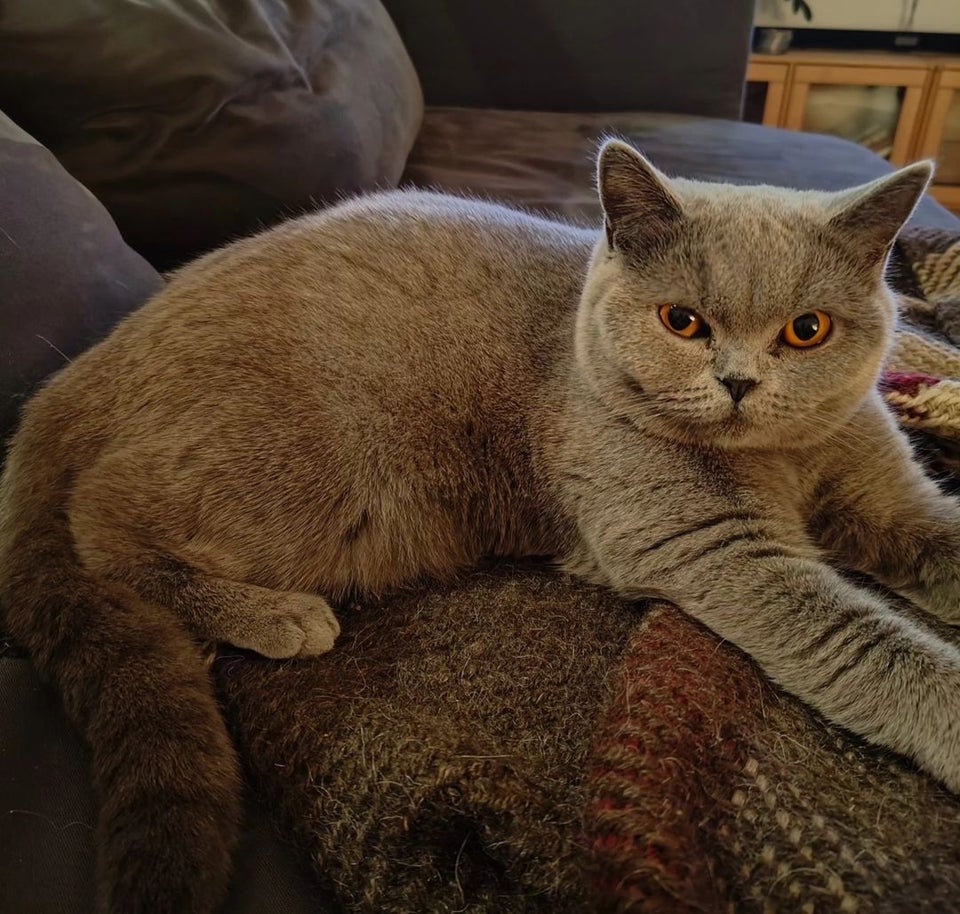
751 49 945 70
747 50 960 213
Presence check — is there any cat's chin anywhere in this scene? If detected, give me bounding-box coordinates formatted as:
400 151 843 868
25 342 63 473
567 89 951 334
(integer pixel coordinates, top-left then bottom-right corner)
651 413 791 452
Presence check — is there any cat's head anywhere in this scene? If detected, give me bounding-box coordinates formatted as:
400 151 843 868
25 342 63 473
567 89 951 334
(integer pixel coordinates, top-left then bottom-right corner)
577 139 933 451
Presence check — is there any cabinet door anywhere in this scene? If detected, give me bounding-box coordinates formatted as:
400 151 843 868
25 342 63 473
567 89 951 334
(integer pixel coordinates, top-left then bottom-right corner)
744 61 790 126
785 62 929 164
754 0 909 31
913 1 960 35
916 67 960 212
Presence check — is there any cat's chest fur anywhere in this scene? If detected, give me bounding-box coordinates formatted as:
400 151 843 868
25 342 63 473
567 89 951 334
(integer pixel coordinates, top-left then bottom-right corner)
552 393 881 597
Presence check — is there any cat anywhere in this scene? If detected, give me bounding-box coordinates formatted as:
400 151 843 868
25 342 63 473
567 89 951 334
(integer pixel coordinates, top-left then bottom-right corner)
2 139 960 914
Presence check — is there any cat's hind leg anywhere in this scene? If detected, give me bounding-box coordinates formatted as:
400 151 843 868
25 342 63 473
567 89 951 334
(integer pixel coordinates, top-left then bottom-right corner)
136 561 341 659
79 549 342 659
68 455 341 659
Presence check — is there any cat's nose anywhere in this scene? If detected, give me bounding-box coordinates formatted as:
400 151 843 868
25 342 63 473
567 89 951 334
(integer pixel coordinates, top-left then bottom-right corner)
718 376 758 404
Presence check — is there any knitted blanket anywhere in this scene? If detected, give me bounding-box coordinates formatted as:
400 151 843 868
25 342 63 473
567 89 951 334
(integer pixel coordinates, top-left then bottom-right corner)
212 227 960 914
883 228 960 464
215 567 630 914
216 574 960 914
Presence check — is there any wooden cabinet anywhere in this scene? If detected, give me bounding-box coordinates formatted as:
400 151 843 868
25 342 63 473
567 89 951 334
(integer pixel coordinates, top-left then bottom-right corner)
781 53 929 165
915 65 960 212
744 60 789 126
746 50 960 211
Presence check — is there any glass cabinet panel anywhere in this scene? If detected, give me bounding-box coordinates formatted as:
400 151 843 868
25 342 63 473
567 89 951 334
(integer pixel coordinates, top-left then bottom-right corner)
784 58 929 165
917 67 960 214
800 84 904 159
939 91 960 186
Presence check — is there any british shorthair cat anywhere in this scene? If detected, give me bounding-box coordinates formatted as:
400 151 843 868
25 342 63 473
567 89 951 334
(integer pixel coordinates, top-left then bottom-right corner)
2 141 958 913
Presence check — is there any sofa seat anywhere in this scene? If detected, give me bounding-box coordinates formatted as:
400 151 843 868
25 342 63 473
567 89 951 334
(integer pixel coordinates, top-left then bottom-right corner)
403 107 960 231
6 101 960 914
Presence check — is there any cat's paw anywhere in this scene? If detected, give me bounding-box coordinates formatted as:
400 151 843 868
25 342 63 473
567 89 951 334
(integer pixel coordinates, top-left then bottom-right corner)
243 593 341 659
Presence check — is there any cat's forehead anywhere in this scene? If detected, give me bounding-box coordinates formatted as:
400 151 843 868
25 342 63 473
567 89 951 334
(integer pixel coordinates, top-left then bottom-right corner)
667 192 867 326
685 186 825 261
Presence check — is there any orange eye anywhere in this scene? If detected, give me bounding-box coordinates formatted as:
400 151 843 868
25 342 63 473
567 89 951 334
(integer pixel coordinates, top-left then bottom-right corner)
782 311 832 348
659 304 706 339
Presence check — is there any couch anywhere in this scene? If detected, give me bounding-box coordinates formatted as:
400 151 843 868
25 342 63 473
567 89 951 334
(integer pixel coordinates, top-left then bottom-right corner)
2 2 959 913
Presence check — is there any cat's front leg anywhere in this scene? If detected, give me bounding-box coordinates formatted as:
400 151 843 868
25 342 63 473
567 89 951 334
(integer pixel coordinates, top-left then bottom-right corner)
563 422 960 793
811 395 960 623
579 506 960 792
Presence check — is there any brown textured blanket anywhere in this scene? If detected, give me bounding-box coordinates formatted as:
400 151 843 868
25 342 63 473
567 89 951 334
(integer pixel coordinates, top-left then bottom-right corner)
212 229 960 913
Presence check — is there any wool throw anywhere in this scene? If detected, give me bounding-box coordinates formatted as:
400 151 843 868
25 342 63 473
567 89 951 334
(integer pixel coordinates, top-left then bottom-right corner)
212 227 960 914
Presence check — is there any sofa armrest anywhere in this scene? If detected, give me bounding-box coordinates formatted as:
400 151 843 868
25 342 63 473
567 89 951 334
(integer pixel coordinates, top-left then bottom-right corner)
381 0 753 119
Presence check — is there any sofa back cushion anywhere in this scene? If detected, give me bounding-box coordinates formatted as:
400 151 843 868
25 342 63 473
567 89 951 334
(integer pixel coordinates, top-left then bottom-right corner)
0 113 162 446
0 0 423 268
382 0 752 118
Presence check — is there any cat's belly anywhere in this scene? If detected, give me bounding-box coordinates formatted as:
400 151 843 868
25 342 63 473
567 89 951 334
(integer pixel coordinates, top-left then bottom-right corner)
53 190 585 600
67 398 568 600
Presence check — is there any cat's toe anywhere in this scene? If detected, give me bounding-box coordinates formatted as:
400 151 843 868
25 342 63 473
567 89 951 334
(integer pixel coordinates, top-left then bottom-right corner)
248 618 310 659
236 593 339 659
294 598 340 656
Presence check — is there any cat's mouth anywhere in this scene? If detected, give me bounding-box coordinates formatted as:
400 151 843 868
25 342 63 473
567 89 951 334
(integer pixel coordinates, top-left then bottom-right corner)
644 392 770 447
710 410 752 435
668 407 760 447
677 401 752 429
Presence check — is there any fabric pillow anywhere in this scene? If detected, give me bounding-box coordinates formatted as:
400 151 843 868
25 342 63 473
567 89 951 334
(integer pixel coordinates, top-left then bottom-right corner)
0 112 162 446
382 0 753 118
0 0 423 269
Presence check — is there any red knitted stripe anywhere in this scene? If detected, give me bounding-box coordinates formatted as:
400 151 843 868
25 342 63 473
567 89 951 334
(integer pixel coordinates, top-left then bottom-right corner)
879 370 940 398
584 604 768 912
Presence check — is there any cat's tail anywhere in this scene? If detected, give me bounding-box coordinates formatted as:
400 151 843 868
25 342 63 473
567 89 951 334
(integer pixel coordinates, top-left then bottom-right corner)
0 407 242 914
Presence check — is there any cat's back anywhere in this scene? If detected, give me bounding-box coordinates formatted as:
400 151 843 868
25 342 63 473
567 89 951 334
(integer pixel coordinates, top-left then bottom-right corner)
56 191 592 413
8 191 592 591
162 189 594 334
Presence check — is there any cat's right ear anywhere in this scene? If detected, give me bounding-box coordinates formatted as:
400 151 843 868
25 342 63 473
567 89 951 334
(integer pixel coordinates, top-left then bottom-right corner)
825 161 934 266
597 140 684 255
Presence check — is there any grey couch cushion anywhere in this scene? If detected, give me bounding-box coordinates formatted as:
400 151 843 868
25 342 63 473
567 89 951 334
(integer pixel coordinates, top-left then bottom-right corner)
0 112 162 445
0 658 326 914
403 108 960 231
0 0 423 269
382 0 754 119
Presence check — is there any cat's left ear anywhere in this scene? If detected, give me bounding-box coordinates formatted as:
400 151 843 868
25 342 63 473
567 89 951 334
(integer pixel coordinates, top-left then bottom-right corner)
826 161 934 265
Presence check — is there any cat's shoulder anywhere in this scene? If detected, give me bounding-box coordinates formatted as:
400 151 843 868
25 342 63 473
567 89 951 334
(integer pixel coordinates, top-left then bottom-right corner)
168 189 593 285
322 189 596 248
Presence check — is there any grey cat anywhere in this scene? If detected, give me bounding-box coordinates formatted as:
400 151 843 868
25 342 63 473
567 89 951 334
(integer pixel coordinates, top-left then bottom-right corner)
2 140 959 914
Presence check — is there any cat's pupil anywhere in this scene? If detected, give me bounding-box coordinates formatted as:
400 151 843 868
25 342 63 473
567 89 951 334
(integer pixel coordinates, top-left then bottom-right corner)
667 308 695 332
792 313 820 341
